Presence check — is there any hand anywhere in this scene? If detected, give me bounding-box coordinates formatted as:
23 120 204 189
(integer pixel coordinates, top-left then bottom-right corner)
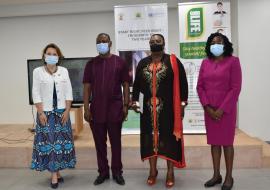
173 131 181 141
131 101 140 113
205 106 216 120
84 109 92 122
61 110 70 125
38 112 47 126
123 105 128 121
214 109 224 121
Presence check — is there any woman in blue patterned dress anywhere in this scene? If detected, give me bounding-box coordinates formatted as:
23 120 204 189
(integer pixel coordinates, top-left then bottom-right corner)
31 43 76 189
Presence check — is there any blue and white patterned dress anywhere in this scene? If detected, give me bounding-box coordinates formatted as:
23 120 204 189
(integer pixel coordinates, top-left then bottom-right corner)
31 84 76 172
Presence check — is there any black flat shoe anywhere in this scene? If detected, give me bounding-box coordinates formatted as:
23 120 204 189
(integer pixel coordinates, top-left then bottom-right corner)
50 182 58 189
58 177 64 183
204 175 222 187
221 178 234 190
93 174 110 185
113 174 125 185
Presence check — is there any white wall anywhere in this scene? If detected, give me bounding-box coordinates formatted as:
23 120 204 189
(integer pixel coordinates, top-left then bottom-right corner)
3 0 269 142
238 0 270 141
0 2 180 124
0 12 114 123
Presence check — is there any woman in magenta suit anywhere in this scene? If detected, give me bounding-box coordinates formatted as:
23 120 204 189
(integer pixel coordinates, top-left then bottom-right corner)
197 32 242 190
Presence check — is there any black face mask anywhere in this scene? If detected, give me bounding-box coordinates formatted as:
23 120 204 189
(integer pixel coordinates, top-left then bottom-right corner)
150 44 164 52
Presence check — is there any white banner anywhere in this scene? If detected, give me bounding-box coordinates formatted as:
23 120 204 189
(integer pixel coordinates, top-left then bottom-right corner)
178 1 231 134
114 3 169 134
114 3 168 51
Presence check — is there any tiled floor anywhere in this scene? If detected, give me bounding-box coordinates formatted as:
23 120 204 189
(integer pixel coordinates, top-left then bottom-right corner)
0 169 270 190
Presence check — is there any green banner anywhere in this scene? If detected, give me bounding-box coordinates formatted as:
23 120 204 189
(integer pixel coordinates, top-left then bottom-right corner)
180 42 206 59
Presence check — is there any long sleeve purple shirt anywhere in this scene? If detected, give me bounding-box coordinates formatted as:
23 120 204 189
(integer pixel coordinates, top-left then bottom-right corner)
83 54 130 123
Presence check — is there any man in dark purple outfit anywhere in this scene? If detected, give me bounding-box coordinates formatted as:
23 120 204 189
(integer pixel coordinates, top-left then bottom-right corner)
83 33 130 186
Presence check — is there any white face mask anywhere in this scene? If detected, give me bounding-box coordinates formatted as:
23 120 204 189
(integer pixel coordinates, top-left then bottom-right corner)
96 43 109 55
45 55 59 65
210 44 224 57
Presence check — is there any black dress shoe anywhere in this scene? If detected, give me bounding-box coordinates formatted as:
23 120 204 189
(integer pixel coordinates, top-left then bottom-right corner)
50 182 58 189
58 177 64 183
93 174 110 185
221 178 234 190
113 174 125 185
204 175 222 187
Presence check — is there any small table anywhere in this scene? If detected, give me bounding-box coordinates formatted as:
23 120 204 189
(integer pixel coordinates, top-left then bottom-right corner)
70 106 84 139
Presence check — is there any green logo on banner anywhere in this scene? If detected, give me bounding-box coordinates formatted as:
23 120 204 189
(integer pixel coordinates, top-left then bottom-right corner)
187 7 204 38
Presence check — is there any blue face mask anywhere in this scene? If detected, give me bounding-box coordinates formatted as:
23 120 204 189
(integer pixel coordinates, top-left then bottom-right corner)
96 43 109 55
45 55 59 65
210 44 224 57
